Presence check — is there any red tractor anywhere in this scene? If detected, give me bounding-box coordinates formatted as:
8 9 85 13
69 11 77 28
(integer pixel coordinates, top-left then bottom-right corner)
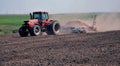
19 11 60 37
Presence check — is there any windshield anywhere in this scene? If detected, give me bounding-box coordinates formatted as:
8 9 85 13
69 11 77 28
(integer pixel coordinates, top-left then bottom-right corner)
33 13 42 20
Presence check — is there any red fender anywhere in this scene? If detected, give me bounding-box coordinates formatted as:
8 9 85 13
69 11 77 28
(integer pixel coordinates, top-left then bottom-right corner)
28 19 39 28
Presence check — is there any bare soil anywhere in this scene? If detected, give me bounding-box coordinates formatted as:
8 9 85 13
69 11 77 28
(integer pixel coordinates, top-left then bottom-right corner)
0 30 120 66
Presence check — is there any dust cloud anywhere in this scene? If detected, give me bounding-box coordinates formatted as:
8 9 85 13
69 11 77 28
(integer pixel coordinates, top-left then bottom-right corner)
96 13 120 32
56 13 120 35
59 20 93 34
59 21 85 34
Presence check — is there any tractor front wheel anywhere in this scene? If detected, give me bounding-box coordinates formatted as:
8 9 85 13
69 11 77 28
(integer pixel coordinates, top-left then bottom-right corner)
19 26 28 37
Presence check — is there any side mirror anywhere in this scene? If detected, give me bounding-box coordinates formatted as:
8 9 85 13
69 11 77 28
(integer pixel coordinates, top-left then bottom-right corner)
30 13 33 19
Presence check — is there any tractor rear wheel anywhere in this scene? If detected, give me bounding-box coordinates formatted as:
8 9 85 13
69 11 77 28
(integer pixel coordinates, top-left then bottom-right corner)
29 25 41 36
19 26 28 37
47 21 60 35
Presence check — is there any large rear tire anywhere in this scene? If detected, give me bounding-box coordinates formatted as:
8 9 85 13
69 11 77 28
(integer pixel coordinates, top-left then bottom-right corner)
19 26 28 37
29 25 41 36
47 21 60 35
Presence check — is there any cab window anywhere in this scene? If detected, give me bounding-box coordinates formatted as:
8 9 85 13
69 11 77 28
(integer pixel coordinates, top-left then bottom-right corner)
42 14 46 20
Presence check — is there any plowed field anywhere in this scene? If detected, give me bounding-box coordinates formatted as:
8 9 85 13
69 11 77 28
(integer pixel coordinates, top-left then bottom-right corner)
0 31 120 66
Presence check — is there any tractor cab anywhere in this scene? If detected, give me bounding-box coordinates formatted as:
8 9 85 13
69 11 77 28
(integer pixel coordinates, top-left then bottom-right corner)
30 12 49 20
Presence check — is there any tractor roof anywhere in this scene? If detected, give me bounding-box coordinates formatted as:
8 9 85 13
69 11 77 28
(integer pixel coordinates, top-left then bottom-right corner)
33 11 48 14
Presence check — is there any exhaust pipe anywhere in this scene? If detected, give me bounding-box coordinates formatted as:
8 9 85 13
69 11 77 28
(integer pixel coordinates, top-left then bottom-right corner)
30 13 33 19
